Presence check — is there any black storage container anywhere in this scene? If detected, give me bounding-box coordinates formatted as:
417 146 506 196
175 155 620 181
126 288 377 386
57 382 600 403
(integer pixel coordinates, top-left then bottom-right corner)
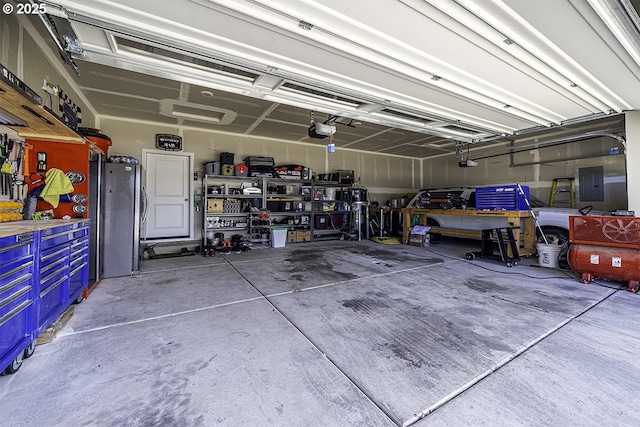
220 152 235 165
338 170 354 184
244 156 274 167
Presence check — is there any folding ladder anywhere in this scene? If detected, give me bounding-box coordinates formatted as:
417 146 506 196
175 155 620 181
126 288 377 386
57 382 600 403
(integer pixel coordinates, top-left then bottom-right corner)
550 178 575 208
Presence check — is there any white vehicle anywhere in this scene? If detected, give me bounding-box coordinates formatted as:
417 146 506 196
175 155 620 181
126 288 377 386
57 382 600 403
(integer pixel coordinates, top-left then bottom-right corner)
406 188 598 244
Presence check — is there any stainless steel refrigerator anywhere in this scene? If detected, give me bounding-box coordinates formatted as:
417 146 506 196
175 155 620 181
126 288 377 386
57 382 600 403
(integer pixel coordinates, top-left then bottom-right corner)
103 163 145 278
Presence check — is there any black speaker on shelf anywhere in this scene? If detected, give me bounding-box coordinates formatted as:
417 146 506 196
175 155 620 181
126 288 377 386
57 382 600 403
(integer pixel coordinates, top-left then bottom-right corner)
220 152 235 165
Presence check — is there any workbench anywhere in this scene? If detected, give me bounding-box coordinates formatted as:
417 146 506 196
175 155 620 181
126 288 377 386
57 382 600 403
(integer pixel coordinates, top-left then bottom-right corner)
369 207 403 237
401 208 537 256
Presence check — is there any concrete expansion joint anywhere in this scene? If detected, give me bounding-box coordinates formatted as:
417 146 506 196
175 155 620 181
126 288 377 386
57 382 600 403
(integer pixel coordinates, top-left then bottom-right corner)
400 286 621 427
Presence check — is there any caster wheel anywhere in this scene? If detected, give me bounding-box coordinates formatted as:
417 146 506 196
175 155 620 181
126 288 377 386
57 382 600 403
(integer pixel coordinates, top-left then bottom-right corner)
73 295 85 304
506 262 513 268
3 353 24 375
23 341 36 359
512 261 518 266
628 285 639 293
465 253 475 260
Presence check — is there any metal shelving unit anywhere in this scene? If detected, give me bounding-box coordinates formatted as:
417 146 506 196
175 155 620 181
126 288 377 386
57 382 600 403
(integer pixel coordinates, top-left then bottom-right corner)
311 181 355 240
263 177 313 243
202 174 364 247
202 175 262 253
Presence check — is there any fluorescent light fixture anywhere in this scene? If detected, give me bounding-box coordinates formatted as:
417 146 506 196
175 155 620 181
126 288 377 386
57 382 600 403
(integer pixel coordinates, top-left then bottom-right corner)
158 99 237 124
171 110 222 122
0 107 27 126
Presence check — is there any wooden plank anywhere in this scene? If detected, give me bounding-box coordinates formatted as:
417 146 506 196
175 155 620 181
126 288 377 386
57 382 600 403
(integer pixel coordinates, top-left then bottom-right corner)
36 306 74 345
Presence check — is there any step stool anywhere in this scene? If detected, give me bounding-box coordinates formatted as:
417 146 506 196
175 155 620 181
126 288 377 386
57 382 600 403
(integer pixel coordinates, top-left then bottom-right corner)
465 226 521 267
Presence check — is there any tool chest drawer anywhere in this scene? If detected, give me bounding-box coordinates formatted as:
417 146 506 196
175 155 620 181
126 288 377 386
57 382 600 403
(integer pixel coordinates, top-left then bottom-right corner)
0 232 35 276
38 242 70 330
68 237 89 300
40 222 89 251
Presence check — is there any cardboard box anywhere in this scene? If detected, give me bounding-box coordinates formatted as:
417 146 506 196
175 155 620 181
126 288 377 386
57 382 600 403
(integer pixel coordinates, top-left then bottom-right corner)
296 230 311 242
207 199 224 213
287 230 296 243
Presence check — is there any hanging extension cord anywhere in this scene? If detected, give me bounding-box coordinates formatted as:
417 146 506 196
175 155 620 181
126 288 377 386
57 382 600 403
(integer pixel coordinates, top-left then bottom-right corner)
423 244 625 290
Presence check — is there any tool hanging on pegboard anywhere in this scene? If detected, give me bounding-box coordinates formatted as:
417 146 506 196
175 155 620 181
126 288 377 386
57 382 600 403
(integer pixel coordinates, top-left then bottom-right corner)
0 133 9 199
37 151 47 171
0 128 27 201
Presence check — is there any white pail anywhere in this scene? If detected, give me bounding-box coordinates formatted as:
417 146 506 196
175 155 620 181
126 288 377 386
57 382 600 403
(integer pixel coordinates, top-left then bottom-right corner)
536 243 562 268
271 228 287 248
324 187 337 200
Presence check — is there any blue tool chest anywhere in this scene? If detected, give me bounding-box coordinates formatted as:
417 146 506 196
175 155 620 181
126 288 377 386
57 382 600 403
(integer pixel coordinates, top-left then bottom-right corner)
475 185 530 211
0 220 89 374
0 232 36 375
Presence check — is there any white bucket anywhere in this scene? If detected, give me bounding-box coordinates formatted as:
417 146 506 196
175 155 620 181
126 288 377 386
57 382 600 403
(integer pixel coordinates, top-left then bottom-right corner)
536 243 562 268
271 228 287 248
324 187 337 200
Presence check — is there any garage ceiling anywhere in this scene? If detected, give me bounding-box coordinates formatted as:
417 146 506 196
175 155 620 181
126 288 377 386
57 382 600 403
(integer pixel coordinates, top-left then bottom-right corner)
33 0 640 158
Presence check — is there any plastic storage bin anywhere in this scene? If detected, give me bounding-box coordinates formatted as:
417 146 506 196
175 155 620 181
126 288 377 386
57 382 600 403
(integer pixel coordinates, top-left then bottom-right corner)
271 228 287 248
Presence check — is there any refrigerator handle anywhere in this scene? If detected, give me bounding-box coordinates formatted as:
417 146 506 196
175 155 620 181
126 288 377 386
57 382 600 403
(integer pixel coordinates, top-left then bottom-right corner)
141 184 149 228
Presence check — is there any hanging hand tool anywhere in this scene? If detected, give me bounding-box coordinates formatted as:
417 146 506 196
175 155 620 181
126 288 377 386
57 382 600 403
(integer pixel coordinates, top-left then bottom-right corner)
23 144 32 178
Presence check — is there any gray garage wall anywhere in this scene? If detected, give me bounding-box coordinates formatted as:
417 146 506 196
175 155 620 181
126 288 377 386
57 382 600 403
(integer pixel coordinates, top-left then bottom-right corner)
424 136 627 212
98 118 421 230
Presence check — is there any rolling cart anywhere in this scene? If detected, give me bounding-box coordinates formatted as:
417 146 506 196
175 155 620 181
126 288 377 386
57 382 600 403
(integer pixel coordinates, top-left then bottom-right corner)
465 226 520 267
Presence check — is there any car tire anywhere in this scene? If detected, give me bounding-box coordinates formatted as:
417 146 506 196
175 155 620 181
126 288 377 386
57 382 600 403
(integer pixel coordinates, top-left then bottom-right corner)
538 227 568 245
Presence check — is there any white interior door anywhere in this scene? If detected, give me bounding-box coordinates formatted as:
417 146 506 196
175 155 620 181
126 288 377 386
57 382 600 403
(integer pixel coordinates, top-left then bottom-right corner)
143 150 193 240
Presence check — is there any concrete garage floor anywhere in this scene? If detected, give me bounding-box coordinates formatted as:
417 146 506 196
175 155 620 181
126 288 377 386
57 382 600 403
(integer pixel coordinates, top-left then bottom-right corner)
1 238 639 426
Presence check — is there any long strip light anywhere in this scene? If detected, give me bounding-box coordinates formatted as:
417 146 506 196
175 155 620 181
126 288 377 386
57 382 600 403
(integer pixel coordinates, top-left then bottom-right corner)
460 0 631 112
61 0 521 136
406 0 604 114
108 21 517 134
588 0 640 69
207 0 558 126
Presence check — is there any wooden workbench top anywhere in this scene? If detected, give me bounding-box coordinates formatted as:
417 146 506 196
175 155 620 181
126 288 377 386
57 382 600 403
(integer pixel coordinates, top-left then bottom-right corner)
400 208 536 216
0 219 88 238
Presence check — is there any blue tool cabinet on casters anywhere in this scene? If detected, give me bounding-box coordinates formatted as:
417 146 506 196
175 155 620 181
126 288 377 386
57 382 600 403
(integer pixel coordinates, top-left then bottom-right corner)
0 220 89 375
0 231 37 375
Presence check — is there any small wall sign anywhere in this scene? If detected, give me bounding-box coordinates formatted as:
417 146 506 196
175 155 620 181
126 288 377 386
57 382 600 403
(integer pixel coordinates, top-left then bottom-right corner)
155 134 183 151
